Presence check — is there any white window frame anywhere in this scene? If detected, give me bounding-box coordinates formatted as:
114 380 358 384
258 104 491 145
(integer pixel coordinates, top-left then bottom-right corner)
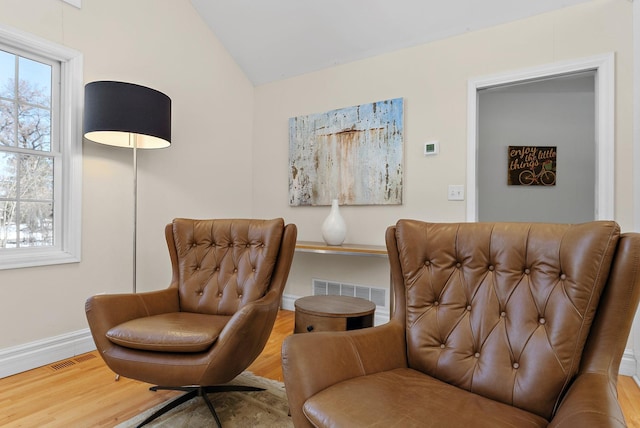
0 24 82 269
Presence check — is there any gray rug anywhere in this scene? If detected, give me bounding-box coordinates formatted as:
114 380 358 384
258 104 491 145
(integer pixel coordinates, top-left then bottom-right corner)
116 372 293 427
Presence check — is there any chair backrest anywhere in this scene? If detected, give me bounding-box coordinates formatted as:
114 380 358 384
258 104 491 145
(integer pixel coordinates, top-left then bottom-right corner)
166 218 285 316
387 220 627 419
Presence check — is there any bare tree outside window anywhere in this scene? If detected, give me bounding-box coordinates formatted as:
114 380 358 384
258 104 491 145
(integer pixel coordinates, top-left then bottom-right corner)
0 50 54 248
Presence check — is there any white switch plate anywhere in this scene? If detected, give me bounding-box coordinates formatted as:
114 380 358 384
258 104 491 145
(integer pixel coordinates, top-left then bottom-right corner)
448 185 464 201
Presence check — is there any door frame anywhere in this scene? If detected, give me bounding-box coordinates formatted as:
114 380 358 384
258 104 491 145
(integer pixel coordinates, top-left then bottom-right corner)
466 53 615 222
633 0 640 383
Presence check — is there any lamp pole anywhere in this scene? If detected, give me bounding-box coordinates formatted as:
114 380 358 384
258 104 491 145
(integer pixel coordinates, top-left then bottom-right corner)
132 134 138 293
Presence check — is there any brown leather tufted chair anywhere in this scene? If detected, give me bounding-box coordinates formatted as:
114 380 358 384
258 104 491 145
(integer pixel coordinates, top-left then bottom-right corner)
282 220 640 427
86 218 296 427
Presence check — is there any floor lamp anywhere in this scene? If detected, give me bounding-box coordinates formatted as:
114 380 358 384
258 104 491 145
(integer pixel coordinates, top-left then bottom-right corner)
83 81 172 293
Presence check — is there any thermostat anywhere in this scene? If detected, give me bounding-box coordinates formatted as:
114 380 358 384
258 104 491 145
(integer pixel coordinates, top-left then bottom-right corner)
424 141 439 156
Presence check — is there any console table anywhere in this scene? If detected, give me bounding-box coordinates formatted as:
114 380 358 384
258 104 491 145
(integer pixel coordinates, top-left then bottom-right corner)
295 241 387 257
293 241 391 324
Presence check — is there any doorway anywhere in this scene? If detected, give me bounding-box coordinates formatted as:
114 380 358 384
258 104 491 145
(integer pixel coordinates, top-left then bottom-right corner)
476 72 596 223
466 54 614 222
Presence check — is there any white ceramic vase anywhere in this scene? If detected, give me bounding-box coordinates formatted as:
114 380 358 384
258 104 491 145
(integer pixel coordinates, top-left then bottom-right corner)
321 199 347 246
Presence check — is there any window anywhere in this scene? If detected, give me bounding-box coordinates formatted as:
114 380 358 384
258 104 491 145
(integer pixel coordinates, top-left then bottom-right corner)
0 25 82 269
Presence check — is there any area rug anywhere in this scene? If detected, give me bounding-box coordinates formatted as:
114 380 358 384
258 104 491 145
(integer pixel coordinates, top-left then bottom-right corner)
116 372 293 427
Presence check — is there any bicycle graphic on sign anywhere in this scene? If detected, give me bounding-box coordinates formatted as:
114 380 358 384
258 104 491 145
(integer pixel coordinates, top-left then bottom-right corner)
518 160 556 186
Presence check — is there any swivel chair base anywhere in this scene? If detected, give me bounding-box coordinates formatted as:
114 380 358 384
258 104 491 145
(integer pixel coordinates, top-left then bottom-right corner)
136 384 264 427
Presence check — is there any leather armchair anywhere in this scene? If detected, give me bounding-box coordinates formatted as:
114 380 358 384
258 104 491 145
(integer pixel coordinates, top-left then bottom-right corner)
86 218 296 427
282 220 640 427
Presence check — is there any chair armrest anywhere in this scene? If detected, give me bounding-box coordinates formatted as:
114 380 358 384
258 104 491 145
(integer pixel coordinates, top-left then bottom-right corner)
549 372 627 428
85 288 179 352
282 321 407 428
197 288 284 385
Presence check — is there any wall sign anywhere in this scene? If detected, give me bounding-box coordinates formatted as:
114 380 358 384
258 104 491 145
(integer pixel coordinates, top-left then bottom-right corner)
508 146 557 186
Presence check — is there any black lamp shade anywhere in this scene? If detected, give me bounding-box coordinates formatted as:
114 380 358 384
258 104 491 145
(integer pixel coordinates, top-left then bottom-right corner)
83 81 171 149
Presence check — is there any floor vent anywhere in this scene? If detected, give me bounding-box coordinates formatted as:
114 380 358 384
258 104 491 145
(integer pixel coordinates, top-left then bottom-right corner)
312 278 387 308
49 360 76 371
74 353 97 363
48 353 97 371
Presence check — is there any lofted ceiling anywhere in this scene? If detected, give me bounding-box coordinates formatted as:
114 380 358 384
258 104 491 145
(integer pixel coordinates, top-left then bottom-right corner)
190 0 595 86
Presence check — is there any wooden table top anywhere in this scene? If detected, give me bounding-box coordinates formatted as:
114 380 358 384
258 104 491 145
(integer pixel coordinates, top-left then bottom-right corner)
294 295 376 317
295 241 387 257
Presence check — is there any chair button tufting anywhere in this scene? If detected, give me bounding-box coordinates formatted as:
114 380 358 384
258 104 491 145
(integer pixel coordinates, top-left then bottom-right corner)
539 318 546 325
425 260 430 266
433 301 439 306
246 244 250 248
233 268 238 273
488 265 495 271
456 262 461 268
440 344 445 349
560 273 567 280
500 311 506 318
474 352 480 359
513 362 520 369
524 268 531 275
218 292 223 297
198 292 203 296
466 305 472 311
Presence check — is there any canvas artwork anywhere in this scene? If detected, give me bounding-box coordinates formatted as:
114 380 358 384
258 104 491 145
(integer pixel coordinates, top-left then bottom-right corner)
289 98 403 206
508 146 557 186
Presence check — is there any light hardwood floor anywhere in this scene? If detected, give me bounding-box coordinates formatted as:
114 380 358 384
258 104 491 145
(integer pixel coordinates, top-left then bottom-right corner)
0 310 638 427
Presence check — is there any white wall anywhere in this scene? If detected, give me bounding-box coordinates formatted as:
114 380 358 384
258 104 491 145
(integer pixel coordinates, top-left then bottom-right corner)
252 0 634 302
0 0 254 351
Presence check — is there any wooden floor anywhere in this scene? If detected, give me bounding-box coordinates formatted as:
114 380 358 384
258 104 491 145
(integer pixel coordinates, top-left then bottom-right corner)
0 309 638 427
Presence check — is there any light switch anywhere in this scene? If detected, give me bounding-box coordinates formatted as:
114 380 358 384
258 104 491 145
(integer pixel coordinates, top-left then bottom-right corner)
448 185 464 201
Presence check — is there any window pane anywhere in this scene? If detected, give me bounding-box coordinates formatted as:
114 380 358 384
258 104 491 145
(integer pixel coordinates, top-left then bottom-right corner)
0 50 15 100
0 99 16 146
19 154 53 200
19 201 53 247
0 201 16 248
17 104 50 150
18 57 50 108
0 151 16 198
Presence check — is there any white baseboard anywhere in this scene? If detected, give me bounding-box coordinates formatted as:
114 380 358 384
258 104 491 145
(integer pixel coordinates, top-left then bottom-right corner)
282 293 390 327
0 328 96 379
620 349 637 377
281 293 297 311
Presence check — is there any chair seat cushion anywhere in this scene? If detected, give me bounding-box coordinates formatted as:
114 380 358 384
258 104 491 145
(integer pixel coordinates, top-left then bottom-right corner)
106 312 231 352
303 368 549 428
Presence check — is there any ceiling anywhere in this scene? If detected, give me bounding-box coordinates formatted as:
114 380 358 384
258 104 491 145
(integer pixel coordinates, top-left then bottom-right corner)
190 0 595 86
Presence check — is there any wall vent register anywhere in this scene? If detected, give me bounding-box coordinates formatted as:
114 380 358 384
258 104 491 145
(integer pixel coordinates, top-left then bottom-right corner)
312 278 386 309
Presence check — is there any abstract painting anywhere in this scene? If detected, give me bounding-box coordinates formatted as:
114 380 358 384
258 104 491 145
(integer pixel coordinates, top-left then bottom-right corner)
289 98 403 206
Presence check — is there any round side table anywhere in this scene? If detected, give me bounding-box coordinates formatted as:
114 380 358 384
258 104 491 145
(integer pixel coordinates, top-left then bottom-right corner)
294 295 376 333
